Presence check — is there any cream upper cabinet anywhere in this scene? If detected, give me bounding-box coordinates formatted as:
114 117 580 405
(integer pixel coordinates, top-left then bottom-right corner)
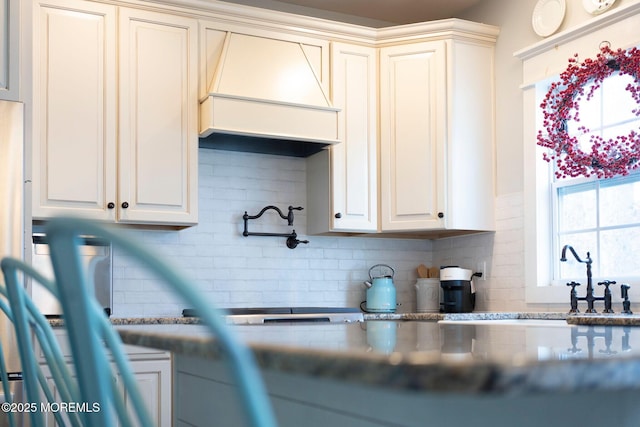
32 0 118 221
118 8 198 225
379 41 447 231
307 42 377 233
379 38 495 232
32 0 198 226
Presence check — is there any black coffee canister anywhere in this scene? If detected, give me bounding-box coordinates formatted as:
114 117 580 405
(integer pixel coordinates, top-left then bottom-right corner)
440 267 475 313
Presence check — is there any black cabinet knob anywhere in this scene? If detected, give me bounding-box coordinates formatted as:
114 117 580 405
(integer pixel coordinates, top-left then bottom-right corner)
438 212 444 218
121 202 129 209
107 202 115 209
335 213 342 219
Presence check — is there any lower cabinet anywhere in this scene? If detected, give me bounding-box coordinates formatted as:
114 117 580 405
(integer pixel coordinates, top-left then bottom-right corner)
123 358 172 427
175 353 640 427
37 330 172 427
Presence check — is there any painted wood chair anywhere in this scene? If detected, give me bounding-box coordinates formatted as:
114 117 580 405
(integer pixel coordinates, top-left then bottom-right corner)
0 294 25 427
42 216 278 427
0 323 15 427
0 259 83 427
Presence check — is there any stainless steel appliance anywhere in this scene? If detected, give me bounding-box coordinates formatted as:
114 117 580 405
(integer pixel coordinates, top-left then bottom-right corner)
182 307 364 324
31 233 112 317
0 100 26 426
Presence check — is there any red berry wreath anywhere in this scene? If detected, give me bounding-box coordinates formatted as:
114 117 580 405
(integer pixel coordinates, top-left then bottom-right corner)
537 45 640 179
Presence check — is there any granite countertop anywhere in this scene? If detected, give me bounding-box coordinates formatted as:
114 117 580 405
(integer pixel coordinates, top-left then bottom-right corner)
98 310 567 326
114 312 640 396
567 313 640 326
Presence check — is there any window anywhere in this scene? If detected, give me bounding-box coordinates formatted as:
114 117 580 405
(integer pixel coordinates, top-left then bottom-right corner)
549 74 640 284
519 5 640 304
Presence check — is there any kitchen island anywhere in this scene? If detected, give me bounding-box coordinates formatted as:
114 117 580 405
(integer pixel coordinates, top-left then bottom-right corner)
116 316 640 427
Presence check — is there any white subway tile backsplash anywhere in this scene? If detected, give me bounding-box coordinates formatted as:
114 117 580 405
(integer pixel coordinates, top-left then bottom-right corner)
110 150 435 316
111 149 530 317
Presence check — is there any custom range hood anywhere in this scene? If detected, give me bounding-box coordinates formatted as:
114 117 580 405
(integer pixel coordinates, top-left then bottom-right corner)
199 32 340 157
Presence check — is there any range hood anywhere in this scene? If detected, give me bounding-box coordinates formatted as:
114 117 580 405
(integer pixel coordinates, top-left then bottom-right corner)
199 32 340 157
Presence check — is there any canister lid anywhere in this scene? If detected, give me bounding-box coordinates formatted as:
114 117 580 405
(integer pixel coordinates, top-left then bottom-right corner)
440 266 472 281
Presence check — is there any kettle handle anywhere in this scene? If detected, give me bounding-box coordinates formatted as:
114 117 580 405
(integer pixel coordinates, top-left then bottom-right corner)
368 264 395 280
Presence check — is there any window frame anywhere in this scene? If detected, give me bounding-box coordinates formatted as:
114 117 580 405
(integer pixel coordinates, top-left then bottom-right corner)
517 3 640 305
551 172 640 286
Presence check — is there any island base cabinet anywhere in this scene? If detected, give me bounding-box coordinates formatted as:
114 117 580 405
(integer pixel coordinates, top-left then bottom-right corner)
35 329 172 427
125 359 172 427
38 357 171 427
175 354 640 427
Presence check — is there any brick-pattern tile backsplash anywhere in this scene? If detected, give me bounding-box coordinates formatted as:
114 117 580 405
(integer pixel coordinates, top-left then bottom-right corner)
112 150 433 317
432 192 525 312
112 149 536 317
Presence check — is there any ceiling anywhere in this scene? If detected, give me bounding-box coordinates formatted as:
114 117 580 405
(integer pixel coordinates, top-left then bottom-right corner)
219 0 485 26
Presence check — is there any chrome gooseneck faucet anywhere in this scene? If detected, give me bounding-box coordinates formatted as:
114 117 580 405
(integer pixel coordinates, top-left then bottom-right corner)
561 245 613 313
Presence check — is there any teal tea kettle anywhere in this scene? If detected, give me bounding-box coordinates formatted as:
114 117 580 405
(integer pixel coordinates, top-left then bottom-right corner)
363 264 396 313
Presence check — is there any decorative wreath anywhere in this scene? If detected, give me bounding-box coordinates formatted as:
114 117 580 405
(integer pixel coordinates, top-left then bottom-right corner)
537 44 640 179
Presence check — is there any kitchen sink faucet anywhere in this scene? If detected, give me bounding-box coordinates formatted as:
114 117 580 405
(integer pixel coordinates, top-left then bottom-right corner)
561 245 613 313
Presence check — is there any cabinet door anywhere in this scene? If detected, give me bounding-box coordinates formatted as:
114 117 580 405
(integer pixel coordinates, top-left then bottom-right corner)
32 0 117 220
40 359 171 427
123 359 172 427
118 8 198 225
379 41 446 231
329 42 377 232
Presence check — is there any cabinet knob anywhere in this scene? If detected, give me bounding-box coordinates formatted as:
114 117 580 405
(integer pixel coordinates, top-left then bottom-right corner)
438 212 444 218
107 202 115 209
121 202 129 209
335 213 342 219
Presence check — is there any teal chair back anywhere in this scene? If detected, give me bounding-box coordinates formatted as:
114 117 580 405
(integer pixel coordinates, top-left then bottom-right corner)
0 258 84 427
0 295 22 427
42 216 278 427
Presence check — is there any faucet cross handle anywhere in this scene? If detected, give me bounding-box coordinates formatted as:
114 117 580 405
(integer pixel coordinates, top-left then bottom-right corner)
598 281 616 313
598 280 616 289
567 281 581 313
566 281 581 289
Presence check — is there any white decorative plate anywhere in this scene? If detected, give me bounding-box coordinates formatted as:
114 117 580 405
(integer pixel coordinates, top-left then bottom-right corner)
532 0 567 37
582 0 617 15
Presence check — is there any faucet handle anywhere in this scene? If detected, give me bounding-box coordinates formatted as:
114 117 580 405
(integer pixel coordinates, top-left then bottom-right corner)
598 280 616 289
286 230 309 249
599 281 616 313
567 281 581 314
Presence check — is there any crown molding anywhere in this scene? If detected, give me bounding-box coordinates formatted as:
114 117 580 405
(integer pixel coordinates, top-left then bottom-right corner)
110 0 499 45
515 1 640 60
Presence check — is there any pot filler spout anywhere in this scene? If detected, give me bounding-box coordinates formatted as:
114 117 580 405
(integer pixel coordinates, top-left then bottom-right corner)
199 32 341 157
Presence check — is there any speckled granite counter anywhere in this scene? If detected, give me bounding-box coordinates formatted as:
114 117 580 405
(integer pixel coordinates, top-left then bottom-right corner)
117 311 566 323
115 312 640 396
567 313 640 326
363 311 568 321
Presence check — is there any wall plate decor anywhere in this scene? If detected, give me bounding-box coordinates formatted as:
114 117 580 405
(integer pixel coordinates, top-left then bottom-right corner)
532 0 566 37
582 0 617 15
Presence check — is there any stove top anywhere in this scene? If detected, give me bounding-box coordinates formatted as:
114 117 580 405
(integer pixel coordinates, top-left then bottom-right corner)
182 307 364 324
